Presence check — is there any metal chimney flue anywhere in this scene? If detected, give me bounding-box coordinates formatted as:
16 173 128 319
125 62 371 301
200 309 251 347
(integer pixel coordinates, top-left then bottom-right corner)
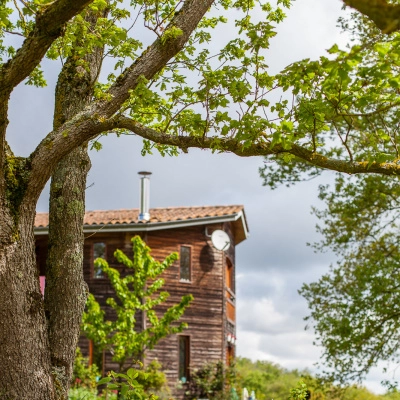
138 171 152 221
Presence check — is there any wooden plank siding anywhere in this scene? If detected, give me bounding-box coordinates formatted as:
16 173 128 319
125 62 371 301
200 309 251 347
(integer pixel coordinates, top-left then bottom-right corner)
144 225 227 398
35 222 237 399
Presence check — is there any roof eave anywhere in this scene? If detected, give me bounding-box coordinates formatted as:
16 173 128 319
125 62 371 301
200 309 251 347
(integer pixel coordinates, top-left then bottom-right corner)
35 212 249 244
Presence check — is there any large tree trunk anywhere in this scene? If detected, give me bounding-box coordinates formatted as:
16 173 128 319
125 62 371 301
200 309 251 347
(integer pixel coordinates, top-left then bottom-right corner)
45 146 91 398
44 11 105 398
0 31 103 399
0 203 55 399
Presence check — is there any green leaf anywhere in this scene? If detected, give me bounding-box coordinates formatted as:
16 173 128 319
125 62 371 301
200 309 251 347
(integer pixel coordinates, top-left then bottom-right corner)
97 377 112 385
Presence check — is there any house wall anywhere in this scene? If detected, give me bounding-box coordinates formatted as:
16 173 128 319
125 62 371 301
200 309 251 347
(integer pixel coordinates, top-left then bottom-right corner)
35 222 237 398
144 224 228 397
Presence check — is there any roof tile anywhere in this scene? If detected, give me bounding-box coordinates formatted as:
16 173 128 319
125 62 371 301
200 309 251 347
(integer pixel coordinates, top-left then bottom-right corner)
35 205 245 228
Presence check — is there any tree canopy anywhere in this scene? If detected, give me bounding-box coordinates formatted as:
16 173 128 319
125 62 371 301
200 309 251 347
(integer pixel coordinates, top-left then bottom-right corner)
298 173 400 386
5 0 400 181
256 0 400 388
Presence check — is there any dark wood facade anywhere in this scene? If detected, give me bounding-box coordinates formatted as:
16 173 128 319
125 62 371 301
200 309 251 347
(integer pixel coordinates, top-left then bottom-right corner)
35 206 248 398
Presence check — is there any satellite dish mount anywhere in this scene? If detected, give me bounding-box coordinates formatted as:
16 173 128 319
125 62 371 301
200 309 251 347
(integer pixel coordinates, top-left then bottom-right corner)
205 228 231 251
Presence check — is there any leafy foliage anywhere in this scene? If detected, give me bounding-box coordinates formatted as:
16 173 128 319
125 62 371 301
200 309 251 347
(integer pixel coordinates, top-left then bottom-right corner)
70 357 167 399
300 174 400 385
98 363 159 400
68 387 105 400
289 381 309 400
82 235 193 374
185 361 236 400
234 358 400 400
71 347 100 390
12 0 400 173
251 3 400 389
235 357 306 400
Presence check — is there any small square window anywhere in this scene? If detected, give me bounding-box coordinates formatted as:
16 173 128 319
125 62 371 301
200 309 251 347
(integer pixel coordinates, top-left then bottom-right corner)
180 246 191 282
93 242 106 279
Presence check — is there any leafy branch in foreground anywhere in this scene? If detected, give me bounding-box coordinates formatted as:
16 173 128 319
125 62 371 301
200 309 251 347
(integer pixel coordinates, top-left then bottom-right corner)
98 363 158 400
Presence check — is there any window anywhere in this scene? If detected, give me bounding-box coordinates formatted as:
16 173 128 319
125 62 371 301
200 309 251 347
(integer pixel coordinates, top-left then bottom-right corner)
226 258 234 292
93 242 106 279
226 344 234 366
180 246 191 282
178 335 190 382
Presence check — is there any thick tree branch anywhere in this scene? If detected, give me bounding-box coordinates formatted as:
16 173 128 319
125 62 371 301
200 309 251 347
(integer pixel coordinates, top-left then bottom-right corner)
0 0 92 202
112 116 400 177
342 0 400 33
0 0 93 94
25 0 215 204
26 110 400 210
95 0 215 116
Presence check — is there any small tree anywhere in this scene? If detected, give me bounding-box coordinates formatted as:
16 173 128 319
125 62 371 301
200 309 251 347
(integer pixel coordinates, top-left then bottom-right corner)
82 235 193 376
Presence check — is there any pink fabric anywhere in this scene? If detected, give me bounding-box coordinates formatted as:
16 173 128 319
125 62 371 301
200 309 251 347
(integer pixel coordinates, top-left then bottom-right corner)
39 276 45 296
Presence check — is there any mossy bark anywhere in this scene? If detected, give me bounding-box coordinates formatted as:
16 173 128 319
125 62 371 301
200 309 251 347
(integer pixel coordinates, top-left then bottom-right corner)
44 11 105 399
0 205 55 399
343 0 400 33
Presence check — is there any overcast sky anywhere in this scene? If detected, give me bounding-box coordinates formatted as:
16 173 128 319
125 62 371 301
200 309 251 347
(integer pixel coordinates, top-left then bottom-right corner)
6 0 392 394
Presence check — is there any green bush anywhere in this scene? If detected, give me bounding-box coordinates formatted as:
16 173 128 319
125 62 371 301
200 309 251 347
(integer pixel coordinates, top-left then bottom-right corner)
185 361 236 400
71 347 100 390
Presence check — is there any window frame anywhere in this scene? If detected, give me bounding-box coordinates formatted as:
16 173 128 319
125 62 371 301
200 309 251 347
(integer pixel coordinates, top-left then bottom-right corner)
225 257 234 294
226 344 235 366
178 335 190 382
92 242 107 279
179 245 192 283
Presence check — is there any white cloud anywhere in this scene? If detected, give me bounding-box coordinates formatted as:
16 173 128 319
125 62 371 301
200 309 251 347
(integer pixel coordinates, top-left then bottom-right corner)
236 327 321 372
238 298 291 335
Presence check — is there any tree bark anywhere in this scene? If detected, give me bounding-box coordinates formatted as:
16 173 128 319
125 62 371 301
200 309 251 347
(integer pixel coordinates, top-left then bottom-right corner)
45 146 91 398
0 204 55 399
342 0 400 33
45 11 105 398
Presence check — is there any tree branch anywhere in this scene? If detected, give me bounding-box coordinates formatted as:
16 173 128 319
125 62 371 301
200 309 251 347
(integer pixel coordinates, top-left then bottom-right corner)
0 0 93 94
24 0 215 204
112 116 400 177
95 0 215 117
26 111 400 210
342 0 400 33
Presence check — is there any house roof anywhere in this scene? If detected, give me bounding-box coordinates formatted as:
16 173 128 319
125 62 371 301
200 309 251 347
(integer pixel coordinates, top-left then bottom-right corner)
35 205 249 245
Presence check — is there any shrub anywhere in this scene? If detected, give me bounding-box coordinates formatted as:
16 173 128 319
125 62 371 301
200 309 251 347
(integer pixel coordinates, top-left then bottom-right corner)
71 347 100 390
185 361 236 400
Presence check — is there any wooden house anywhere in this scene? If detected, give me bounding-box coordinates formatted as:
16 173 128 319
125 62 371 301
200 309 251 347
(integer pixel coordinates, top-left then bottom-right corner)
34 187 248 397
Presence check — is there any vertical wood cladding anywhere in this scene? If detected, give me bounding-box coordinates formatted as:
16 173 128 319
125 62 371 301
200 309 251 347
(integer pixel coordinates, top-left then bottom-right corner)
35 222 236 399
144 224 226 398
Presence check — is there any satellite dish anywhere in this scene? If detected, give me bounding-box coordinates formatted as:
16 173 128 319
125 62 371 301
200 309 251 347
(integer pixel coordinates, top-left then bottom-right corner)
211 230 231 251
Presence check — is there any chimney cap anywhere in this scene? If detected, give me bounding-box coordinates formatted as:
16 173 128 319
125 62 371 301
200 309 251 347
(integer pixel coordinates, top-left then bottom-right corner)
138 171 152 176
